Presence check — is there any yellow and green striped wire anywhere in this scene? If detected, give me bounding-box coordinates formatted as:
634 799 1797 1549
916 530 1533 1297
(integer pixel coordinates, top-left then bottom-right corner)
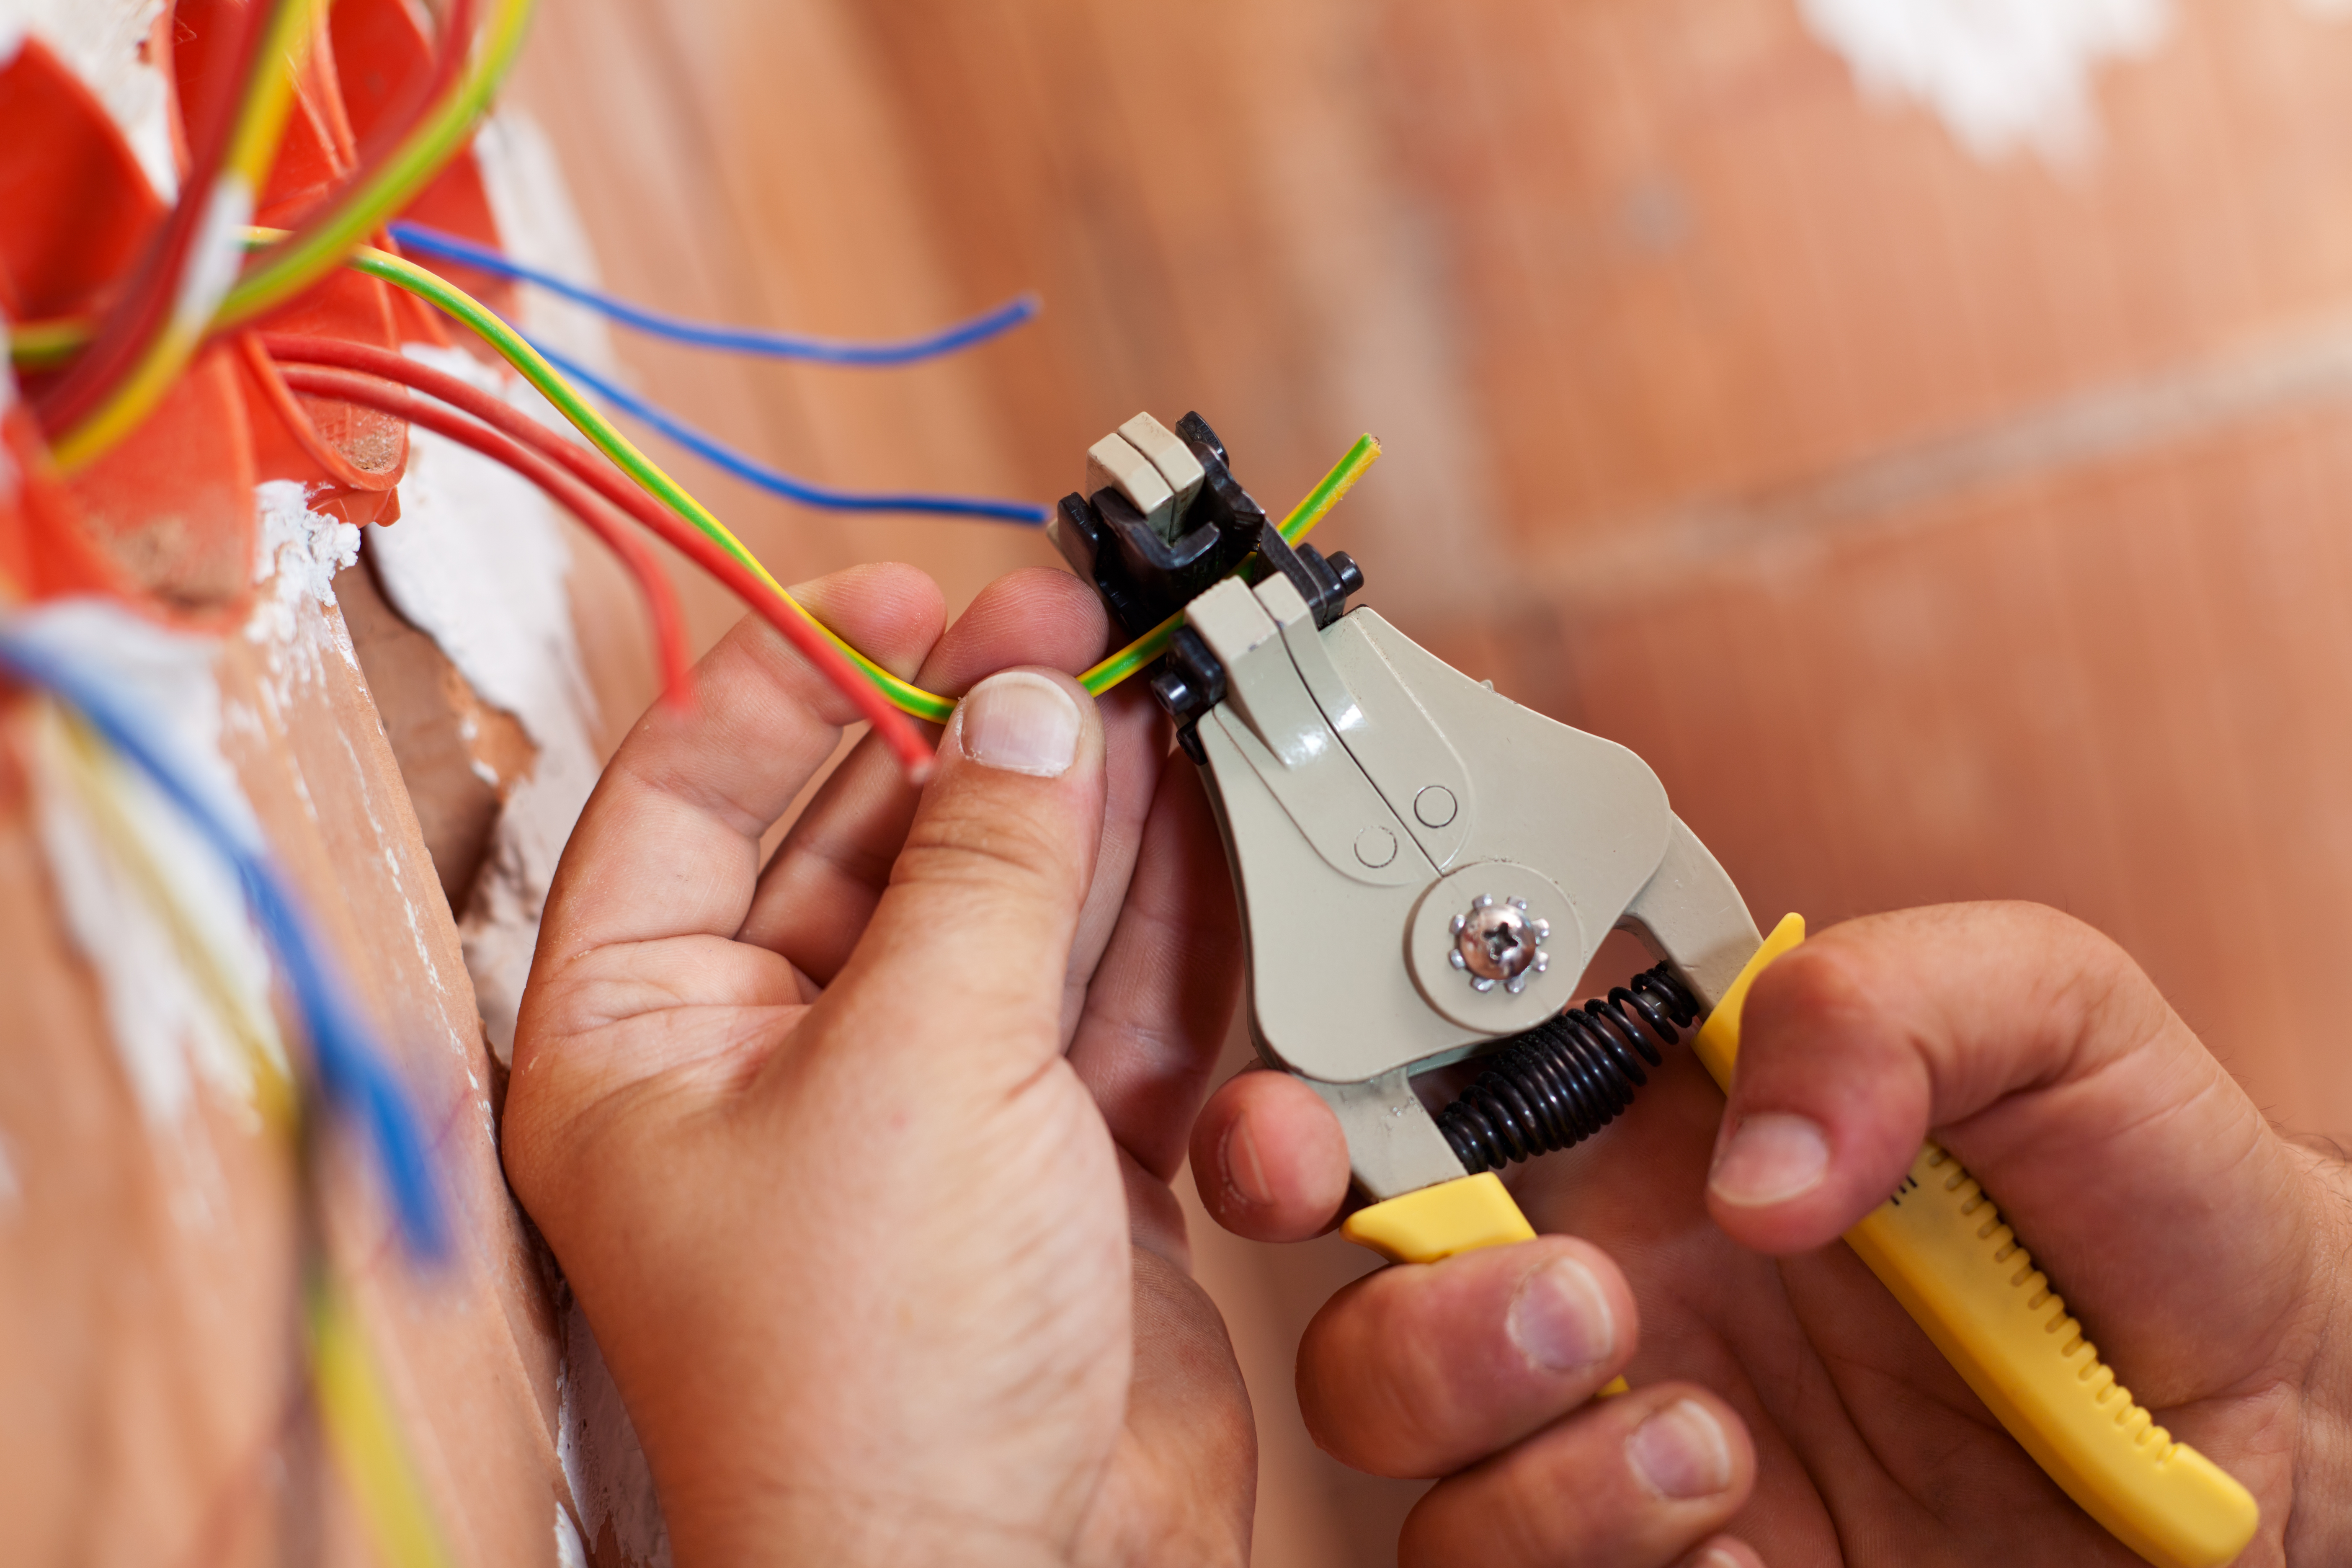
341 241 1382 722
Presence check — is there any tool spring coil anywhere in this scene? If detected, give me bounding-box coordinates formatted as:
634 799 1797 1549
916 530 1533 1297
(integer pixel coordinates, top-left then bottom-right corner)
1436 962 1701 1174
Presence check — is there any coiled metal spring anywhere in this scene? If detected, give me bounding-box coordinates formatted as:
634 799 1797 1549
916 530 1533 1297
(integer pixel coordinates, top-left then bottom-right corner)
1436 963 1702 1174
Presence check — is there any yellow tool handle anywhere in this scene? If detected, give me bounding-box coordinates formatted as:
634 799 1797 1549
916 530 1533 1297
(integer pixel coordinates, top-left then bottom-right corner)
1343 1172 1630 1398
1690 916 2257 1568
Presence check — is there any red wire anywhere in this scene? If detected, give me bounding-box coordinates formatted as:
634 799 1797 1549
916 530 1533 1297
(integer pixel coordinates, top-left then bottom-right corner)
346 0 478 174
33 0 278 431
259 335 936 774
273 361 695 712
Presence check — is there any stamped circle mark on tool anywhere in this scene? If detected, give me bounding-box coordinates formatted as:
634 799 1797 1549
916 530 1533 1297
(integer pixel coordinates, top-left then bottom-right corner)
1354 826 1398 868
1414 784 1458 828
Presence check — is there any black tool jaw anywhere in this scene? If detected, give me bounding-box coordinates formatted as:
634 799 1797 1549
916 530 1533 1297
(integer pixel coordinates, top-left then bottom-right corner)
1054 410 1367 752
1050 411 1268 641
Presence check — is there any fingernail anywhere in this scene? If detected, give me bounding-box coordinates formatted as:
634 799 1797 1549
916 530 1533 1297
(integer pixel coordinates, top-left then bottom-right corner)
1507 1256 1617 1373
958 672 1081 777
1222 1119 1273 1208
1709 1112 1830 1207
1627 1399 1734 1499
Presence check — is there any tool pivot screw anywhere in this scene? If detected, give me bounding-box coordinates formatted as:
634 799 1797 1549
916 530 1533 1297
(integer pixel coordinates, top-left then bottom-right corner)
1454 895 1542 989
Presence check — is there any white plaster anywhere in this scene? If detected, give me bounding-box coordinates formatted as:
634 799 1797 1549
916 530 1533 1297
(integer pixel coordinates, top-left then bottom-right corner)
0 0 178 201
246 480 365 720
366 357 602 1060
473 109 623 376
555 1509 589 1568
1798 0 2171 165
17 598 263 848
557 1290 672 1568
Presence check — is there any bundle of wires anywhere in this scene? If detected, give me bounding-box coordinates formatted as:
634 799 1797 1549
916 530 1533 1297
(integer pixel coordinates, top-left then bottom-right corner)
36 0 537 469
5 0 1381 759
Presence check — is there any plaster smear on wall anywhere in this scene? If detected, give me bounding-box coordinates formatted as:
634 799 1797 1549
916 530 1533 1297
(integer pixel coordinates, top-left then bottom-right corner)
246 479 366 730
15 602 283 1130
370 347 602 1061
1798 0 2171 165
0 0 178 200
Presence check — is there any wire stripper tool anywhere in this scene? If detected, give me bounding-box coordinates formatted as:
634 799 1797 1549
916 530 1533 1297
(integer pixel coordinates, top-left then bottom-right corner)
1051 413 2262 1568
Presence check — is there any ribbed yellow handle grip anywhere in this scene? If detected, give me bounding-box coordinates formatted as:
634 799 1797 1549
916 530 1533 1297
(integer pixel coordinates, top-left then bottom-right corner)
1697 916 2259 1568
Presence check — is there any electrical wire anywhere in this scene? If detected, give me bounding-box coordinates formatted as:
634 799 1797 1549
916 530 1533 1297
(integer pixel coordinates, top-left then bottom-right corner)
259 336 930 762
307 1266 458 1568
213 0 536 333
53 702 451 1566
264 346 946 754
0 622 447 1257
265 350 699 712
343 0 479 190
390 221 1041 366
30 0 279 432
49 710 297 1136
340 245 1384 715
1073 432 1382 694
18 230 1381 742
238 334 405 494
338 240 961 725
45 0 321 473
533 340 1051 524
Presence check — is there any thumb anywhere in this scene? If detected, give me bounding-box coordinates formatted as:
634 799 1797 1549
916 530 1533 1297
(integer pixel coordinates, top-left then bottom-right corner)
810 668 1109 1088
1706 903 2307 1389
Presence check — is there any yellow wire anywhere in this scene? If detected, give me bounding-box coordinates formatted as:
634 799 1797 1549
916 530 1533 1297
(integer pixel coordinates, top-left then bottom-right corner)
334 237 1384 722
46 707 451 1568
308 1269 459 1568
48 0 321 474
50 711 296 1135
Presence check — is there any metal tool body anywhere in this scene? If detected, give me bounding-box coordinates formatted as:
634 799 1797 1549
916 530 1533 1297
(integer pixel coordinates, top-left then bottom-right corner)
1053 415 2258 1568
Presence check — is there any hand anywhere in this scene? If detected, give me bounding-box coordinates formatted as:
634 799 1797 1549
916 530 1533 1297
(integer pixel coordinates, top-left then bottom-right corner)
1194 902 2352 1566
503 565 1251 1566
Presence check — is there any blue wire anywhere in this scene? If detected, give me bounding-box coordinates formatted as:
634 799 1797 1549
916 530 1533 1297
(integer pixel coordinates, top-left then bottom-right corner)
0 626 448 1261
530 338 1053 525
389 221 1042 367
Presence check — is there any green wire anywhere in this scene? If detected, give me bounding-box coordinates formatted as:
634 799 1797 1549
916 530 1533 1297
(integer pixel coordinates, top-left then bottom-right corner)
343 242 963 721
214 0 538 331
1075 433 1381 695
347 240 1381 720
23 211 1381 719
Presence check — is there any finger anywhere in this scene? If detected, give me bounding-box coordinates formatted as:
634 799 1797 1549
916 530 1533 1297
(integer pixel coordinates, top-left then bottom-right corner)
1676 1540 1765 1568
1068 1249 1254 1563
791 665 1109 1094
1189 1068 1351 1243
1712 901 2304 1394
1297 1237 1639 1478
524 563 944 991
736 568 1119 986
1398 1385 1756 1568
1066 751 1241 1182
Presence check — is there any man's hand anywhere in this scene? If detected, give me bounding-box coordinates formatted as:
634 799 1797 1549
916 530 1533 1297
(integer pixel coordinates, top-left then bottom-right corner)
1193 903 2352 1566
503 565 1250 1566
